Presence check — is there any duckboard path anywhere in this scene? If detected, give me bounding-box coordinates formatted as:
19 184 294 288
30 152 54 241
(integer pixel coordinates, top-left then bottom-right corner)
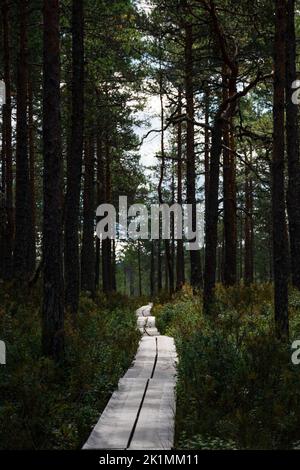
83 303 177 450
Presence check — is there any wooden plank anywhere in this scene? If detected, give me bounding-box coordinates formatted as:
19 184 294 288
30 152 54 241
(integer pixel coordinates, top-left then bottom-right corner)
128 379 176 450
83 303 177 450
134 336 157 360
136 304 153 317
137 316 156 328
83 378 148 450
141 327 160 336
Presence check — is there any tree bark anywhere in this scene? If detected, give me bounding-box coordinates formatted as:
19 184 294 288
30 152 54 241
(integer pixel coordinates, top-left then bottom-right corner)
286 0 300 289
204 86 210 229
65 0 84 316
95 136 104 289
138 241 142 296
81 137 95 294
150 241 155 297
28 76 36 273
102 136 112 293
112 238 117 292
272 0 289 340
158 70 174 294
157 239 162 292
42 0 64 360
1 0 13 280
176 87 185 290
185 22 202 289
203 115 223 313
222 67 237 286
244 150 254 285
14 0 34 279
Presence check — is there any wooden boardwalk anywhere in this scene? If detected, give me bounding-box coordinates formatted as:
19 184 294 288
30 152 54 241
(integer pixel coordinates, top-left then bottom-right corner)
83 304 177 450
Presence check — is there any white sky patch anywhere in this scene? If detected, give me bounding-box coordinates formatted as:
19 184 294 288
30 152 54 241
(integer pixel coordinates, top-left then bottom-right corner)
135 94 162 168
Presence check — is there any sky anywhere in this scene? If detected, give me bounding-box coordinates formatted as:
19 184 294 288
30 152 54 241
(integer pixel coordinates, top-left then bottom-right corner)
134 94 162 168
134 0 164 169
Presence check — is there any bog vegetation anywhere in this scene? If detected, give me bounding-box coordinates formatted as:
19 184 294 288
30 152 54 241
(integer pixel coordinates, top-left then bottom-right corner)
0 287 140 449
156 286 300 450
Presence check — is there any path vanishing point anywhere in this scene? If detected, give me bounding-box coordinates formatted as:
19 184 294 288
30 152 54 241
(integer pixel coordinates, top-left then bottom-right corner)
83 303 177 450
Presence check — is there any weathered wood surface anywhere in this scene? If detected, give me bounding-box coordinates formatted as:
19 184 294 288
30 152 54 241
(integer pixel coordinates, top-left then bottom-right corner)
83 303 177 450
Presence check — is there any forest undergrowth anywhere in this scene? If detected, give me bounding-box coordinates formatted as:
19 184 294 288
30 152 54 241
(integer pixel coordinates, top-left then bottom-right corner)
0 284 141 449
155 284 300 450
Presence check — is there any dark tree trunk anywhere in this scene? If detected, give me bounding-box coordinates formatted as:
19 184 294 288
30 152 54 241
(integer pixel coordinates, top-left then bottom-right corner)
102 136 112 293
244 152 254 285
203 115 223 313
272 0 289 339
150 241 155 297
1 0 13 279
138 241 142 296
171 162 175 291
42 0 64 360
158 71 174 294
14 1 34 279
95 238 101 288
165 251 169 292
129 266 134 297
124 266 127 295
223 68 237 286
28 77 36 272
65 0 84 316
204 86 210 228
185 23 202 289
176 87 185 290
81 138 95 294
102 239 112 293
112 239 116 292
0 107 5 277
286 0 300 289
1 107 5 194
157 239 162 292
95 136 104 289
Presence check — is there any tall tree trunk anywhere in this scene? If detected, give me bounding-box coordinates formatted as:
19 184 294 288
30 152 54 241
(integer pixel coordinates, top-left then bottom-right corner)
14 1 34 279
185 23 202 289
0 107 5 278
65 0 84 317
138 241 142 296
171 161 175 291
223 67 237 286
1 0 13 279
204 86 210 229
124 266 127 295
150 241 155 297
42 0 64 360
129 266 134 297
165 250 169 292
95 136 104 289
158 70 174 294
95 237 101 289
286 0 300 289
272 0 289 339
203 115 223 313
176 87 185 290
244 151 254 285
81 137 95 294
157 239 162 292
102 135 112 293
112 238 116 292
28 77 36 272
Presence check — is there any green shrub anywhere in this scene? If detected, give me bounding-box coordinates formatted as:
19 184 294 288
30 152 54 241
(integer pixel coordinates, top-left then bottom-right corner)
0 285 140 449
155 284 300 450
